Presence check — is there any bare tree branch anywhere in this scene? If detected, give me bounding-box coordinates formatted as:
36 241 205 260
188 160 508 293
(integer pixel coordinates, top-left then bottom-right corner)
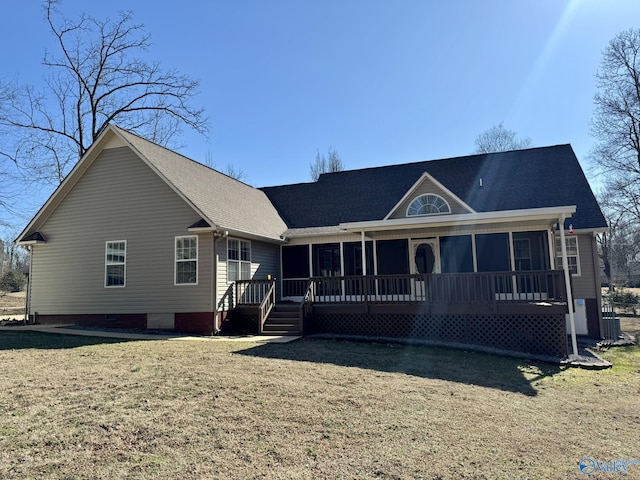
310 147 344 181
592 28 640 186
473 122 532 154
0 0 208 191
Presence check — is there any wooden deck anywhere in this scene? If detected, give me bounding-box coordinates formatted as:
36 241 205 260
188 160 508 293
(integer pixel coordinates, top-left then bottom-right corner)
227 271 570 355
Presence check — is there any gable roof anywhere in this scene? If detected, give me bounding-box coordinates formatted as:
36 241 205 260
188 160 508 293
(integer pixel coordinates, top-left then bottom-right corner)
383 171 476 219
261 145 607 231
17 124 288 243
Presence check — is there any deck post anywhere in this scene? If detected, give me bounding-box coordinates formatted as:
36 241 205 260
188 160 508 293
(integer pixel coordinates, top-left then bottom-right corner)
361 231 367 276
559 215 579 358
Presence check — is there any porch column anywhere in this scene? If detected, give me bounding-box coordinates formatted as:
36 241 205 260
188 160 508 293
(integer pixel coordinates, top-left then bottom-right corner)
559 215 579 358
361 231 367 276
547 230 556 269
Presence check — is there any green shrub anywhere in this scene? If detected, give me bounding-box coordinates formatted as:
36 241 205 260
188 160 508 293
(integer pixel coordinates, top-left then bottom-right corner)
610 288 640 306
0 270 26 293
606 287 640 314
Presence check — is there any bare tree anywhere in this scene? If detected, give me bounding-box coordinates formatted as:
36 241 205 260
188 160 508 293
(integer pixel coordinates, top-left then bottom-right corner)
0 0 207 188
203 151 247 182
591 28 640 222
474 122 532 154
310 147 344 181
596 188 640 288
0 82 20 228
222 164 247 182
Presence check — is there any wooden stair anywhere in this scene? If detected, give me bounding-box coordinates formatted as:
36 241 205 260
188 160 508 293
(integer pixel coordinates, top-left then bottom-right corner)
262 303 302 336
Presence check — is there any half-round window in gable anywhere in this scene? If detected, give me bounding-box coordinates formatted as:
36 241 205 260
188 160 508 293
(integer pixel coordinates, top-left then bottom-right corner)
406 194 451 216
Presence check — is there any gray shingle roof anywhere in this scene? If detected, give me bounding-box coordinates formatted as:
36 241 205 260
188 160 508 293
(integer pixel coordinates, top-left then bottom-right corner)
261 145 607 231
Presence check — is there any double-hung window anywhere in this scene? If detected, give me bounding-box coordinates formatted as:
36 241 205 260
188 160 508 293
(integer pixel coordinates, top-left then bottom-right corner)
105 241 126 287
228 239 251 282
555 236 580 275
175 236 198 285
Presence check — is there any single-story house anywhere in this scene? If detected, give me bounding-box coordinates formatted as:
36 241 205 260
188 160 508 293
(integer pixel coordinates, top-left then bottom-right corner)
16 124 607 358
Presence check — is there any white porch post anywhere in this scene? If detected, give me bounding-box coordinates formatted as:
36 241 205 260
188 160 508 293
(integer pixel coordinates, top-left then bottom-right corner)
559 215 579 357
548 230 556 269
361 231 367 276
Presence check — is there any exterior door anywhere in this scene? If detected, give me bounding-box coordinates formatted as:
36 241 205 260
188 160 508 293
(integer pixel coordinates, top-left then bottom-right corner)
411 239 440 299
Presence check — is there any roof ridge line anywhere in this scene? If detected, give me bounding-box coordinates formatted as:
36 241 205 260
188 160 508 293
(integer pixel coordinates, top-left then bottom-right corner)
111 124 255 188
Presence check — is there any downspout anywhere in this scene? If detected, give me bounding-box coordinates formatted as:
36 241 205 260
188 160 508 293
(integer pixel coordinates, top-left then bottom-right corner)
211 230 229 334
559 215 579 358
212 233 219 334
25 245 33 323
592 232 604 338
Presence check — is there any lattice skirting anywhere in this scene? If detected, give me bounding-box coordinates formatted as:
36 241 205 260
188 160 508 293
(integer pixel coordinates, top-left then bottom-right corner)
308 312 567 358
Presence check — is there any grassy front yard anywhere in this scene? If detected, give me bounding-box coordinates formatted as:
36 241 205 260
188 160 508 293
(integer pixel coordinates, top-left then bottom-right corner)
0 332 638 479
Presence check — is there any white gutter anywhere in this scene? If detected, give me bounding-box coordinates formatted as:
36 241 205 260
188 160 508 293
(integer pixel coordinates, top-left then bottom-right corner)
187 225 287 245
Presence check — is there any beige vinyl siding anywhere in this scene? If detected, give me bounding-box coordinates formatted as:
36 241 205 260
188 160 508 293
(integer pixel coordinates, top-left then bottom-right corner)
572 233 598 299
29 147 213 315
388 177 471 219
252 242 280 280
215 238 280 305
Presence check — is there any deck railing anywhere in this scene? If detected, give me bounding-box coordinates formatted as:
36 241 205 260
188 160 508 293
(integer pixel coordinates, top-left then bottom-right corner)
301 280 315 332
235 278 275 305
282 270 567 305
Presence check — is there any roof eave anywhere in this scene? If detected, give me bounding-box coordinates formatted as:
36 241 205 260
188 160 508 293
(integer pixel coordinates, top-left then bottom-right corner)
340 205 577 232
216 226 288 244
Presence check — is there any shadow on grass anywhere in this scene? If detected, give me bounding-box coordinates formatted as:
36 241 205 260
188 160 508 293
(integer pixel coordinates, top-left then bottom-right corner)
235 338 563 396
0 330 136 350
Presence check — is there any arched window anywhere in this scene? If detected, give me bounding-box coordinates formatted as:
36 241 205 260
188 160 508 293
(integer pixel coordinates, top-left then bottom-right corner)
407 194 450 216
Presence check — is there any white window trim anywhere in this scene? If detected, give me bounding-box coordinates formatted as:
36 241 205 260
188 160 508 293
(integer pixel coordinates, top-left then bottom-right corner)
406 193 451 217
175 235 198 285
105 240 127 288
555 235 581 276
227 238 252 284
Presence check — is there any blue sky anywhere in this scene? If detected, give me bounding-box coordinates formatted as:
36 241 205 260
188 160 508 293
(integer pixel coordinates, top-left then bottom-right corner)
2 0 640 232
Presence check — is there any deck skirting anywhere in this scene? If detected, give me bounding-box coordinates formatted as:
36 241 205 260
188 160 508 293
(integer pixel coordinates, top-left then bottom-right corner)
308 303 568 358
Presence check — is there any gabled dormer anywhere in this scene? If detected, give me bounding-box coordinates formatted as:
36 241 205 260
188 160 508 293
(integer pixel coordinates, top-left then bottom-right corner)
384 172 475 220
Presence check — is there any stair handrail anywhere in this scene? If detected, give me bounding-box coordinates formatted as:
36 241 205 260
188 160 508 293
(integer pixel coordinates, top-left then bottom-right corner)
301 279 315 333
258 278 276 334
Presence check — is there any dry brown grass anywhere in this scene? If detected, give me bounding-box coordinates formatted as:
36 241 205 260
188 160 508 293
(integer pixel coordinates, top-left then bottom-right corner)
621 316 640 341
0 333 638 479
0 291 26 316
